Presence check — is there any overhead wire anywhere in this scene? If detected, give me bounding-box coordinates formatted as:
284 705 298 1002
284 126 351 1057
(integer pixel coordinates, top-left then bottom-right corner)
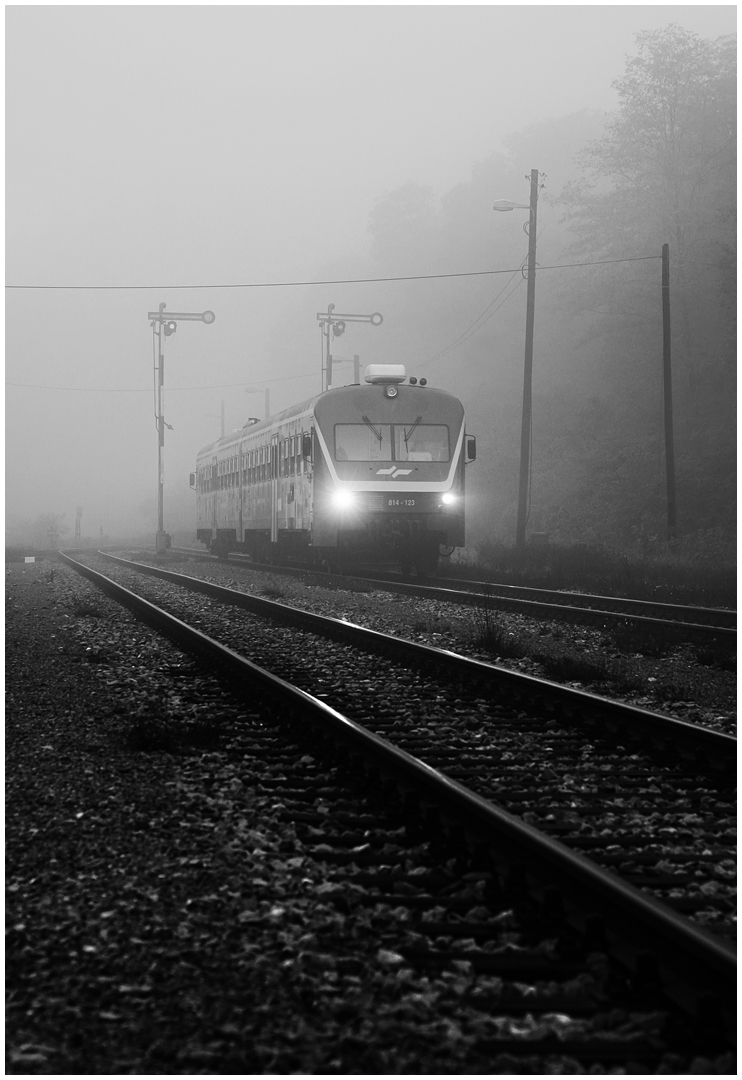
6 250 662 393
424 272 524 368
7 372 319 393
422 223 547 367
5 255 661 292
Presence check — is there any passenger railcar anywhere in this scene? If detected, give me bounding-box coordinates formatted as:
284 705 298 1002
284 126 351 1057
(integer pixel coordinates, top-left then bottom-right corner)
192 365 476 575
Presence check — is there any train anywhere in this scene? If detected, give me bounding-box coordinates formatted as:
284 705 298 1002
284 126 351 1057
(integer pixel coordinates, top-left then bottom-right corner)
192 364 476 575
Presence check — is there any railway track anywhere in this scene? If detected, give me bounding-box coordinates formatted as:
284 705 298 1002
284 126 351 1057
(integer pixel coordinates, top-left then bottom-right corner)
167 546 736 640
59 549 736 1069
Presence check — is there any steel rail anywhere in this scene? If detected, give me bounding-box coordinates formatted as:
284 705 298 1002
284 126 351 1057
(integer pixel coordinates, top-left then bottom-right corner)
60 551 736 1027
432 574 736 628
166 547 736 639
96 551 735 773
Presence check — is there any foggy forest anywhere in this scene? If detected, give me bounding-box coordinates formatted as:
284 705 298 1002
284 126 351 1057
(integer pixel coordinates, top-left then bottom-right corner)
6 10 736 572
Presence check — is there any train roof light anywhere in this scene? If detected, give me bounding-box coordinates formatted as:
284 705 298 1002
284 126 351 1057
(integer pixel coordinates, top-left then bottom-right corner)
364 364 406 384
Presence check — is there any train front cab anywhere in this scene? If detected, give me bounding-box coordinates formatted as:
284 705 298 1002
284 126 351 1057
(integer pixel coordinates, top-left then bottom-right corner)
310 369 475 575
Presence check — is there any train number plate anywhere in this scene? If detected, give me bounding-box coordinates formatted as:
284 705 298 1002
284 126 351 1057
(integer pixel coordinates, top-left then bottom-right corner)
386 497 416 508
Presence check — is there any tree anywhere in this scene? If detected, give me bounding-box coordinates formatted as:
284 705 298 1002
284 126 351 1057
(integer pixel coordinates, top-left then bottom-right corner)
562 26 735 370
558 25 736 541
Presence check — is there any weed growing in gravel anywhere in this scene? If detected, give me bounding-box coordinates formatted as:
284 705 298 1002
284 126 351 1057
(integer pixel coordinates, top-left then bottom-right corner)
694 642 736 672
609 622 680 657
123 715 221 753
259 578 288 599
651 675 698 702
470 592 526 658
531 650 609 683
123 717 182 753
84 648 110 664
73 602 104 619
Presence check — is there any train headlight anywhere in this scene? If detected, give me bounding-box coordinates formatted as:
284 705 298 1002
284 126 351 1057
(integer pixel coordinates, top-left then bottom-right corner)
441 492 457 505
384 385 398 398
332 490 357 509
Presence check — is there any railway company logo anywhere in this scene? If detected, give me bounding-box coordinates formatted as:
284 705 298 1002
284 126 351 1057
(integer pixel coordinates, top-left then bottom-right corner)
376 467 412 479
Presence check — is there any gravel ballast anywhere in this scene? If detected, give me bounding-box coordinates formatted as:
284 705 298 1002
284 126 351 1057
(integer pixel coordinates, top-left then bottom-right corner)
126 552 737 737
5 558 736 1075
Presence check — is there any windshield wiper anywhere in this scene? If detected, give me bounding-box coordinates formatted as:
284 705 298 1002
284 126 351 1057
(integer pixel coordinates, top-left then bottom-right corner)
361 415 383 444
403 416 423 446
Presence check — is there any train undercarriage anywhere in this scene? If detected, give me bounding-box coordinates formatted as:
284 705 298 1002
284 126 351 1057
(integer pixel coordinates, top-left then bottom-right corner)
200 515 451 577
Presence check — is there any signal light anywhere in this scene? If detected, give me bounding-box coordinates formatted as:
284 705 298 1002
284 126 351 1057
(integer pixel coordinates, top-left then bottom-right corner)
163 321 177 336
333 321 346 337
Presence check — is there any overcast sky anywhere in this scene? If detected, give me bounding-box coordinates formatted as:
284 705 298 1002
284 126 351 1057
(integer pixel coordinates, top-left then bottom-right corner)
6 3 736 540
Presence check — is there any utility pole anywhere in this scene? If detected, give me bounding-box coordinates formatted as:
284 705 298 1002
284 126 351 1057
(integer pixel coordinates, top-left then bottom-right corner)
516 169 539 549
662 243 677 542
148 303 215 554
493 169 542 549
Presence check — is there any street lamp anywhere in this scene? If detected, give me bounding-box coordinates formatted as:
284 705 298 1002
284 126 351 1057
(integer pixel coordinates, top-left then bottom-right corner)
147 303 215 554
493 169 540 549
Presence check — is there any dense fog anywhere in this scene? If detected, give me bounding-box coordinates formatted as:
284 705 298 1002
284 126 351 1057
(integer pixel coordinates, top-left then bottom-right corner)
6 6 736 558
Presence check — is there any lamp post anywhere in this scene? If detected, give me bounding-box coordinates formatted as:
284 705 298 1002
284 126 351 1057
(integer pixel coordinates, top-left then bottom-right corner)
494 168 540 549
148 303 215 554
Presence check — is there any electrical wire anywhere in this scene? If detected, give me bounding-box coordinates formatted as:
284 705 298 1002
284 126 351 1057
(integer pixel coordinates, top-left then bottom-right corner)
5 255 661 291
424 272 524 367
7 372 320 393
7 250 662 393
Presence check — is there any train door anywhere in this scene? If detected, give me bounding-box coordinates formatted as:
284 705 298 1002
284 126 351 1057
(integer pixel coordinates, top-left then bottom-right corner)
238 444 244 545
211 455 218 536
270 432 279 543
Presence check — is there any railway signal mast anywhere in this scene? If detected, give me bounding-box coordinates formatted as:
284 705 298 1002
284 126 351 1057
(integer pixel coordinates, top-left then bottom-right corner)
316 304 383 391
148 303 215 554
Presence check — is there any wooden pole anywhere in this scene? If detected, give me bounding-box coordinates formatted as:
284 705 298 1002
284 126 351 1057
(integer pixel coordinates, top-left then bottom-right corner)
662 243 677 541
515 169 539 548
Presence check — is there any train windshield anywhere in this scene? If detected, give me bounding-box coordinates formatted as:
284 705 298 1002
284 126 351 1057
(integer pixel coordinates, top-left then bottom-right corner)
334 423 449 462
395 423 449 462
